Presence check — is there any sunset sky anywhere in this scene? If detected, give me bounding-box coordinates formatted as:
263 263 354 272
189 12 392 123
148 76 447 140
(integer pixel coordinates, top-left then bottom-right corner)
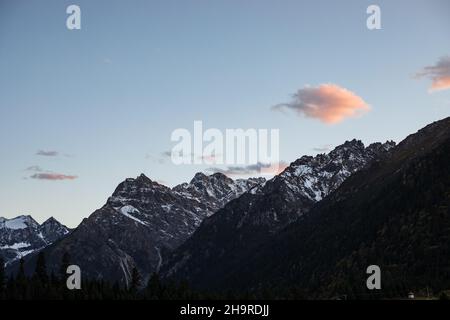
1 0 449 227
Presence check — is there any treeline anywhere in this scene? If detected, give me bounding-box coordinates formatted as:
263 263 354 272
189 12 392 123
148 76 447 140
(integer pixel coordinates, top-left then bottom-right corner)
0 253 203 300
3 253 448 300
0 252 311 300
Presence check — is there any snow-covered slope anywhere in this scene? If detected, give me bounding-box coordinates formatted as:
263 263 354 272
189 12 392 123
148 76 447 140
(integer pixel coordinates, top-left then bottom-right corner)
0 215 70 265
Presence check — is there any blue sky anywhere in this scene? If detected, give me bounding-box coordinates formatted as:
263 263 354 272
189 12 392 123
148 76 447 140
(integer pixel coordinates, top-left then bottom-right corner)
1 0 449 227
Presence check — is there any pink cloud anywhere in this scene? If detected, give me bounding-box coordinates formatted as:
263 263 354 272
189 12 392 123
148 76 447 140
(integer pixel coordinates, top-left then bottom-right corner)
30 173 78 181
430 77 450 91
416 56 450 92
273 84 371 124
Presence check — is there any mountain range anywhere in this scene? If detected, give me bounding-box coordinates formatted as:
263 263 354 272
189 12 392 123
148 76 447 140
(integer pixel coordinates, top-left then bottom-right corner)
6 173 264 286
3 116 449 299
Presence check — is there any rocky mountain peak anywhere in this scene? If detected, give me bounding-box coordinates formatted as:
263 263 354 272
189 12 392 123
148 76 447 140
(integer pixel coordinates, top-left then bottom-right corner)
39 217 70 243
273 139 395 204
0 215 70 265
135 173 152 183
396 117 450 155
110 174 170 204
189 172 208 183
0 215 39 230
173 172 266 213
327 139 364 161
41 216 58 225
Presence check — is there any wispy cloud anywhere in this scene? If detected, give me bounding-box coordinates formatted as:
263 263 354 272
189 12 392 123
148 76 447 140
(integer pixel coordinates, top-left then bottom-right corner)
272 84 370 124
207 161 288 177
312 144 333 153
197 152 222 164
24 166 77 181
161 151 172 158
415 56 450 92
146 152 170 164
25 165 44 172
29 173 78 181
36 150 59 157
148 150 215 164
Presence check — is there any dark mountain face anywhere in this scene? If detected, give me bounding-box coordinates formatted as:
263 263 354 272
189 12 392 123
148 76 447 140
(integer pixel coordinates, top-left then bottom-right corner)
0 216 69 266
14 173 264 286
167 117 450 298
161 140 396 289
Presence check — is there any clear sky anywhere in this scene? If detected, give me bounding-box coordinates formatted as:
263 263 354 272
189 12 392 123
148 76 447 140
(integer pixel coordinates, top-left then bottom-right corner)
1 0 449 227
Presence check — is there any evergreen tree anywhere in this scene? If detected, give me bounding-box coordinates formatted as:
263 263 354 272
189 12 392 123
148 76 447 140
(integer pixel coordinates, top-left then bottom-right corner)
15 258 27 299
146 273 162 299
17 258 25 279
59 251 70 280
0 256 5 297
35 252 49 283
130 267 141 294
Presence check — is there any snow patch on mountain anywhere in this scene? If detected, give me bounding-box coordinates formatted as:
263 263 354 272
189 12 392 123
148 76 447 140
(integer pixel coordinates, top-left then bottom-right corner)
0 242 31 250
1 217 29 230
119 205 148 226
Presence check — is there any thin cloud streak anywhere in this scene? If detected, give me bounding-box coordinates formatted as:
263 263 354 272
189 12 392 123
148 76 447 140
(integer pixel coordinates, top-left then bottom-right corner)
30 173 78 181
312 145 333 153
207 161 288 177
25 165 44 172
36 150 59 157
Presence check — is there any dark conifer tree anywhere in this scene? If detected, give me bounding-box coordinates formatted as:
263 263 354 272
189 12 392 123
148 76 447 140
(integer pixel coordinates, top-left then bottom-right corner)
130 267 141 295
0 256 5 297
35 252 49 283
15 258 27 299
146 273 162 299
17 258 26 280
59 251 70 280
